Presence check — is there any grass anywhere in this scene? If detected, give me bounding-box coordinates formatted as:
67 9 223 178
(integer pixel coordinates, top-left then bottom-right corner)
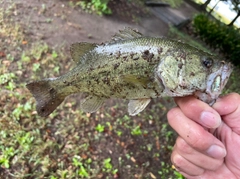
69 0 112 15
2 0 239 178
0 2 179 178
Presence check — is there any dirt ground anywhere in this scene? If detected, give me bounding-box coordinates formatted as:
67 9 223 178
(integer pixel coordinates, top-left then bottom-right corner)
17 0 169 46
5 0 199 48
0 0 200 178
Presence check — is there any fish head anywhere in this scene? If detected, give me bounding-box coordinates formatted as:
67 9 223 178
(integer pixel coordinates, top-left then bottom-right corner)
156 52 232 104
195 56 232 104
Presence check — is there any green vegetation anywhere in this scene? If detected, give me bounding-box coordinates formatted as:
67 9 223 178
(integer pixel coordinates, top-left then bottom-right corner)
131 125 142 136
72 156 91 177
199 0 240 27
3 0 239 178
71 0 112 15
168 26 213 54
193 13 240 66
103 158 118 174
162 0 183 8
95 123 105 132
0 1 178 177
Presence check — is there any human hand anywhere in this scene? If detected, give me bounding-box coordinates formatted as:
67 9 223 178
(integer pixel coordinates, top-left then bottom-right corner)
167 93 240 179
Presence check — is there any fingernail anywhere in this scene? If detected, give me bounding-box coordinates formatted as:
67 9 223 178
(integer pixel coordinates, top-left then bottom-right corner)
200 111 221 128
207 145 226 159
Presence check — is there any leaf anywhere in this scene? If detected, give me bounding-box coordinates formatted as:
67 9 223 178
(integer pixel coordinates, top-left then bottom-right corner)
52 51 58 58
22 40 28 45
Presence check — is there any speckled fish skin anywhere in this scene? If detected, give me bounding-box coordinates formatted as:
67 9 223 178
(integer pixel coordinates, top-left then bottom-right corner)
26 28 232 117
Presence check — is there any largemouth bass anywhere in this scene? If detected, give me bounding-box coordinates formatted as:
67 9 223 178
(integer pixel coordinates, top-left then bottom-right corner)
26 28 232 117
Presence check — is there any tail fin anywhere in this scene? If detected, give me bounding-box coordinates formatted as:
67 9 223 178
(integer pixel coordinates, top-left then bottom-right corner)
26 79 65 117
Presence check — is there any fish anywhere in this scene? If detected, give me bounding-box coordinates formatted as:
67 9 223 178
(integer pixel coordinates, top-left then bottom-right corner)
26 28 232 117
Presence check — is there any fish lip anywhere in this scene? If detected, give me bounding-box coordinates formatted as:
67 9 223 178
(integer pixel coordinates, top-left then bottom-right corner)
206 62 232 99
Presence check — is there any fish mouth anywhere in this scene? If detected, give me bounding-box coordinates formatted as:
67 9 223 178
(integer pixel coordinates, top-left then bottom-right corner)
206 62 233 99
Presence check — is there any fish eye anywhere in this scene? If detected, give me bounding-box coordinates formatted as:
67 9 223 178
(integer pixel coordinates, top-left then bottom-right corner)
202 57 213 68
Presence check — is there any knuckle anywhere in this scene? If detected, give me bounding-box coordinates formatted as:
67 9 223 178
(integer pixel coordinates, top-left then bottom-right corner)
172 153 186 168
167 107 180 120
208 159 224 171
176 137 194 155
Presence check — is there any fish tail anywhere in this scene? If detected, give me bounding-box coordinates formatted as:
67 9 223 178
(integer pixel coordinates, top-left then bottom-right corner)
26 78 65 117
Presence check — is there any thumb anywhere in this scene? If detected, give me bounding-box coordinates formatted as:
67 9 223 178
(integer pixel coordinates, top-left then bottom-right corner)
213 93 240 134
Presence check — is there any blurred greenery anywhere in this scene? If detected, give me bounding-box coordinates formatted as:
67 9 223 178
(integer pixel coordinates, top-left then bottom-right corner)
70 0 112 15
162 0 183 8
193 13 240 66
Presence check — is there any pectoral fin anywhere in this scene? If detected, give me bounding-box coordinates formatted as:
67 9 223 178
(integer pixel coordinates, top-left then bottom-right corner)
80 95 105 113
128 98 151 116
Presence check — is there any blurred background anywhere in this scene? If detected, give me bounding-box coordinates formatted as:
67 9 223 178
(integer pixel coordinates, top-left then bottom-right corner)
0 0 239 178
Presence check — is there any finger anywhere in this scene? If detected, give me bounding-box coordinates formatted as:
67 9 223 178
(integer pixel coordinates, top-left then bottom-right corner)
175 137 224 171
167 107 226 159
176 164 237 179
213 93 240 116
171 146 204 176
213 93 240 134
174 96 222 129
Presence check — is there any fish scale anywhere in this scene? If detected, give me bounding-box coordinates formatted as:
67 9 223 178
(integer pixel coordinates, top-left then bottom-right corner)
70 44 161 98
26 28 232 117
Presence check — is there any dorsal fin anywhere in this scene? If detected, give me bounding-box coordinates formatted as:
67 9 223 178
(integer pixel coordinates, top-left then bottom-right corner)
70 42 96 63
111 27 142 42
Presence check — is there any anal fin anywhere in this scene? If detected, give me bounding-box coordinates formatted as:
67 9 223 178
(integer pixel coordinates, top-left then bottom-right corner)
80 95 105 113
128 98 151 116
